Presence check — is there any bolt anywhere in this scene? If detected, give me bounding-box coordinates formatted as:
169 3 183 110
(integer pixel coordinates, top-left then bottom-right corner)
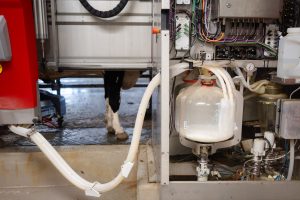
226 2 232 8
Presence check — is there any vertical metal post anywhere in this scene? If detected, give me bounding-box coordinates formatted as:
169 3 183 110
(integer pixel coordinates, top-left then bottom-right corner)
50 0 59 70
160 30 170 185
56 79 61 96
149 68 153 113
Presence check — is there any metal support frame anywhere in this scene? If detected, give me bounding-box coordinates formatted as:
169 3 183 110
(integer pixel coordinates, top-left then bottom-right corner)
50 0 59 70
161 181 300 200
39 69 153 92
149 1 300 200
39 82 151 90
160 30 170 185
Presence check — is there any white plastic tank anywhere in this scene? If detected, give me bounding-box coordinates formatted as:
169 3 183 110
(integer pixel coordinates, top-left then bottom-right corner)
175 80 234 143
277 28 300 79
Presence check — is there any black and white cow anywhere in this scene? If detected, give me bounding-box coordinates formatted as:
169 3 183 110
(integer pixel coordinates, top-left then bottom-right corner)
103 70 140 140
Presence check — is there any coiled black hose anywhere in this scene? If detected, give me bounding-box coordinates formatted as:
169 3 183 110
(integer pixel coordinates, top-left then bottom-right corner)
79 0 128 18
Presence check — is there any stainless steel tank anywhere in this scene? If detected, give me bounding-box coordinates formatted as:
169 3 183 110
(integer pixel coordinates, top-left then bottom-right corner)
257 83 287 133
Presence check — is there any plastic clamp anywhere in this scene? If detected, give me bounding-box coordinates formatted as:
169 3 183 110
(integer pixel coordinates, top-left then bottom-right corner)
85 182 101 198
121 162 134 178
26 128 36 138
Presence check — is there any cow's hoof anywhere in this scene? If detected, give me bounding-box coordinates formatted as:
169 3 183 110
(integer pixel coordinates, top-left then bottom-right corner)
116 132 129 141
107 127 115 134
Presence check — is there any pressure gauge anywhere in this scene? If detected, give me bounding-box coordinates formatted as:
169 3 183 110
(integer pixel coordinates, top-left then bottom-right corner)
245 63 256 75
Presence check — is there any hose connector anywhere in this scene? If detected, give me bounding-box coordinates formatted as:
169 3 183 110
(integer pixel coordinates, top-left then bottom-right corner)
121 161 134 178
85 182 101 197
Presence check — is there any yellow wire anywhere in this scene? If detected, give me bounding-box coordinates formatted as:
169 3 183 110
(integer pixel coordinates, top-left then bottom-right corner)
201 31 225 42
201 0 224 43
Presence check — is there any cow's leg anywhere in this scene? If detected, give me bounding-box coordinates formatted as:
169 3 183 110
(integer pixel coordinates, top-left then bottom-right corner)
104 98 114 133
104 71 128 140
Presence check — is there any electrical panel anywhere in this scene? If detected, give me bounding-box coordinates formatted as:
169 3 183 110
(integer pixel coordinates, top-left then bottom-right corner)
169 0 284 60
264 24 280 57
0 16 11 61
212 0 283 19
215 45 259 60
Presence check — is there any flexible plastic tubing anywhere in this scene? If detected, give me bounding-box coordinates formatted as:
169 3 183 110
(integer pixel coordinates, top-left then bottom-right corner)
200 65 229 100
9 73 161 194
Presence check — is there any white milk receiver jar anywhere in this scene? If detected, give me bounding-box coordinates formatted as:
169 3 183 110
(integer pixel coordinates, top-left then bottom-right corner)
175 77 235 143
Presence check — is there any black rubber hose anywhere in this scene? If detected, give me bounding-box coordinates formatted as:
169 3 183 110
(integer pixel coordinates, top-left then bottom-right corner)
79 0 128 18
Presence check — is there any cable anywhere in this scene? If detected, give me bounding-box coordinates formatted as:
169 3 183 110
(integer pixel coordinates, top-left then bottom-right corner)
290 86 300 99
287 139 295 180
264 152 290 161
201 31 225 42
264 140 298 161
199 0 224 42
79 0 128 18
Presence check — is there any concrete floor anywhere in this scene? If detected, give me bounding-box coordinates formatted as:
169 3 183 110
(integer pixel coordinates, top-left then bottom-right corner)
0 145 141 200
0 77 152 147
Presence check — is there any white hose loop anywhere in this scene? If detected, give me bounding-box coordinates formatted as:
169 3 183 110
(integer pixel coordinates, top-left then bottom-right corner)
211 67 234 104
124 73 160 162
9 73 161 195
234 67 270 94
201 65 229 100
218 67 235 94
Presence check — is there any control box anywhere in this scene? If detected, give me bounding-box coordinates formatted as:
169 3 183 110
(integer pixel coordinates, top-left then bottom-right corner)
211 0 282 19
175 13 190 51
276 99 300 139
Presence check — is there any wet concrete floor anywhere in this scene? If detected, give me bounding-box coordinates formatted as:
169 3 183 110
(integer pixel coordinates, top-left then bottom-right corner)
0 77 152 147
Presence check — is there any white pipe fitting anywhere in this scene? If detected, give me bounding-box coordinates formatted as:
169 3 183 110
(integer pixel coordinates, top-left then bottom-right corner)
264 132 275 149
251 139 266 157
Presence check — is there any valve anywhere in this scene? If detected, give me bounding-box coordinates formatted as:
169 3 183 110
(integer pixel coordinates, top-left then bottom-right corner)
195 146 210 181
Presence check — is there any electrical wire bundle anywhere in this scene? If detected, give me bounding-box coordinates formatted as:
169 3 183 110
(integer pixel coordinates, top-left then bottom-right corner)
193 0 224 42
170 0 279 57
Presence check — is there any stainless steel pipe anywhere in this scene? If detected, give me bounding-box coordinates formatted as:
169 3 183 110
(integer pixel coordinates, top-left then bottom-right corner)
33 0 49 40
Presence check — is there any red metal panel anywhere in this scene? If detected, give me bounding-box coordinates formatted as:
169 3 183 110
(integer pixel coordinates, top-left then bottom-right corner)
0 0 38 109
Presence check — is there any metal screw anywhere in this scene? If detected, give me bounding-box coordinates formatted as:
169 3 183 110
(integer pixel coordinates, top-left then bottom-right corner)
226 2 232 8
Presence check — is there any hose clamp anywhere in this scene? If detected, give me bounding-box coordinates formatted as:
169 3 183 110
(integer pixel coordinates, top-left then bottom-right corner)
121 162 134 178
26 127 36 138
